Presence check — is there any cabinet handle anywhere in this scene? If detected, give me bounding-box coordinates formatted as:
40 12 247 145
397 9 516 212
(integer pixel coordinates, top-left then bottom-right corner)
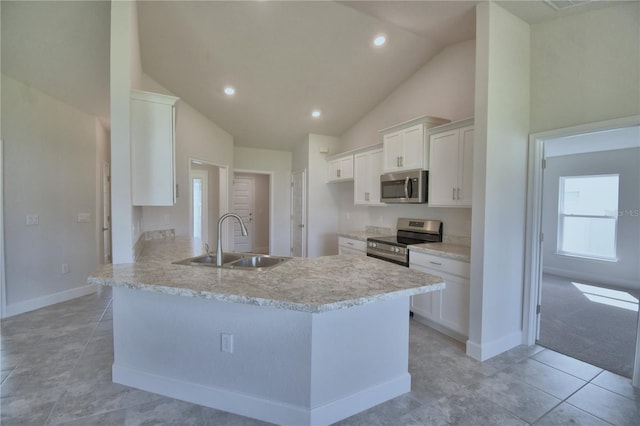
365 192 370 201
452 187 456 200
429 261 442 266
400 156 403 167
337 169 341 178
347 242 354 246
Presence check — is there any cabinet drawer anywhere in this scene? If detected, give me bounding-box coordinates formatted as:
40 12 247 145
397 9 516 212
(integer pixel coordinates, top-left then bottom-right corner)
409 251 470 278
338 237 366 253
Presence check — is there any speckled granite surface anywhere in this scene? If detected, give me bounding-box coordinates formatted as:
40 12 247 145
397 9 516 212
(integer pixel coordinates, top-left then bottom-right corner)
89 237 445 313
407 243 471 262
338 227 394 241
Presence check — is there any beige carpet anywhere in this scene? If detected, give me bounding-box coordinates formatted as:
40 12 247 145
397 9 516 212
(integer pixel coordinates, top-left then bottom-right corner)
537 273 639 378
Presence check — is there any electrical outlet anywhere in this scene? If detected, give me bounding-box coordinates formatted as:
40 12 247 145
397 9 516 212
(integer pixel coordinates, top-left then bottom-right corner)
61 263 70 274
25 214 39 225
77 213 91 223
221 333 234 353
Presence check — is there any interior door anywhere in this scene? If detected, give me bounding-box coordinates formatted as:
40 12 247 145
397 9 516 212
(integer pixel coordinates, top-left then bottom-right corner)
291 170 306 257
233 176 254 252
102 162 112 264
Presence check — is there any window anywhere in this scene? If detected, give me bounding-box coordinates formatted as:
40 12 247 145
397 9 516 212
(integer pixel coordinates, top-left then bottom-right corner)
558 174 619 261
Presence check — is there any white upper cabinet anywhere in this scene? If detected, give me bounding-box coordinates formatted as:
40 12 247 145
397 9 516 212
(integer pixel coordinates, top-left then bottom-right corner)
131 90 179 206
354 148 383 205
382 124 424 172
380 116 449 173
327 155 354 182
428 119 474 207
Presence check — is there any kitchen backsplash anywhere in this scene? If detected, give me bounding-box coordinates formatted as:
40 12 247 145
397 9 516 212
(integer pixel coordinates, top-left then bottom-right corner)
443 235 471 247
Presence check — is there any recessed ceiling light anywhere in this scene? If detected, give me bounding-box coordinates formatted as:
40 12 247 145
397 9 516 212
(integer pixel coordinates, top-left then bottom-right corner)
373 34 387 47
223 86 235 96
311 110 321 118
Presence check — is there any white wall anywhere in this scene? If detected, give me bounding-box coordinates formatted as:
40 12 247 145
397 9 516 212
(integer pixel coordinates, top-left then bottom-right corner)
335 39 476 240
234 146 293 257
542 147 640 289
1 74 101 315
339 39 475 153
110 0 143 263
530 2 640 133
468 2 530 361
139 74 234 240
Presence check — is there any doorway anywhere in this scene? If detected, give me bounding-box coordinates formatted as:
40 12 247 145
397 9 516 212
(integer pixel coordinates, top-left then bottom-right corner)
525 117 640 384
233 172 270 254
290 170 306 257
191 169 209 241
102 162 112 264
189 159 226 249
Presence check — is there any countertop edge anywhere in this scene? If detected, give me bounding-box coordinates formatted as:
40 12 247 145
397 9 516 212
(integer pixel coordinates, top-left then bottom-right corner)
89 276 445 313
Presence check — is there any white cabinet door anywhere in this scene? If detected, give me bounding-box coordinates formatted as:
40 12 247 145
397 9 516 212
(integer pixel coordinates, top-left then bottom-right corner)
383 124 425 172
409 251 470 340
400 124 425 171
327 156 354 182
428 129 459 206
382 131 403 172
369 149 383 205
131 90 179 206
428 125 474 207
354 148 384 205
458 126 474 207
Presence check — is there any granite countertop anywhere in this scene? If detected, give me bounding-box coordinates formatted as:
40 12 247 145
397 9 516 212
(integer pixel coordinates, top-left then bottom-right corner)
338 229 394 242
89 237 444 314
408 243 471 262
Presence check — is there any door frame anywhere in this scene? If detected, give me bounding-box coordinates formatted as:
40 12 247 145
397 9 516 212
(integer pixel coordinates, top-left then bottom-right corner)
1 139 5 318
190 168 209 241
523 115 640 385
290 169 307 258
232 174 255 252
188 157 228 249
233 169 273 255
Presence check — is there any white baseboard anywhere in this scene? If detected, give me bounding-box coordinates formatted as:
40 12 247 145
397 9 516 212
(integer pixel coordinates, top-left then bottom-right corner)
466 330 523 361
113 364 410 426
3 284 98 318
543 266 639 290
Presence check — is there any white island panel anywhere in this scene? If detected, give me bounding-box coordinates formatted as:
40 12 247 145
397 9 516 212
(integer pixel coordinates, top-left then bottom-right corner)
112 286 412 425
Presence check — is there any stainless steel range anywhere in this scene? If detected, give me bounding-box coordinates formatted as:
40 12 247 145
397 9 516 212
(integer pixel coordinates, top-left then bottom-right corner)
366 218 443 267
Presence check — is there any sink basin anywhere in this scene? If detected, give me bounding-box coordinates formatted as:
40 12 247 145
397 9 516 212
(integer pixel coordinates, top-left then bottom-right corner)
173 252 243 266
225 255 288 270
173 253 290 270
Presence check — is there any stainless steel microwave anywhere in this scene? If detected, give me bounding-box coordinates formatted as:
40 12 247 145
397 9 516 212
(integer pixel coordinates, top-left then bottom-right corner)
380 170 428 203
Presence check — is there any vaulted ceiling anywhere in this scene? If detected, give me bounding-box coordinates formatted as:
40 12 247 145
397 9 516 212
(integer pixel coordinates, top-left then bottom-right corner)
2 1 622 151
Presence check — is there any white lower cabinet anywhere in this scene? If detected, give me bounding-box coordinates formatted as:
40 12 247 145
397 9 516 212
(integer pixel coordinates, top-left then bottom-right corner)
338 237 366 255
409 251 470 341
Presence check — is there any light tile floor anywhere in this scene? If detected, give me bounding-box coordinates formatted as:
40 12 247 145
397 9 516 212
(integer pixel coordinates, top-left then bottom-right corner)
1 288 639 425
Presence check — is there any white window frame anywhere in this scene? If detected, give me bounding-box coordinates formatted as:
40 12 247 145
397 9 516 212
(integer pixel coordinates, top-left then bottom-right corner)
557 174 619 262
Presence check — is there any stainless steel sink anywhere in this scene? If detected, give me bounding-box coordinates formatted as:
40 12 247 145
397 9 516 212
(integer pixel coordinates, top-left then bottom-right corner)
173 253 290 271
225 255 288 270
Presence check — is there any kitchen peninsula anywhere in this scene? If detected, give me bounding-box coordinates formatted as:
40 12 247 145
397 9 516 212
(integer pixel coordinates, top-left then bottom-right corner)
89 236 445 426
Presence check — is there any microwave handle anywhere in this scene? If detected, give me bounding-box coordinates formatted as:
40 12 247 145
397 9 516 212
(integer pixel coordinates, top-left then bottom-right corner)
404 176 412 199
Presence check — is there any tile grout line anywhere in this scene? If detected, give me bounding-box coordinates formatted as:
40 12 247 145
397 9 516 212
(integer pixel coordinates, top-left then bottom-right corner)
42 298 113 426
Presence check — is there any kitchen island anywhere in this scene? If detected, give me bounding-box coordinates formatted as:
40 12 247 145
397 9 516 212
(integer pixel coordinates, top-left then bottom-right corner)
89 237 444 425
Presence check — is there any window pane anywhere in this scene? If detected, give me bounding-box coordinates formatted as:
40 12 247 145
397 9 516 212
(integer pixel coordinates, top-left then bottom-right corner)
561 175 619 216
560 216 617 259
